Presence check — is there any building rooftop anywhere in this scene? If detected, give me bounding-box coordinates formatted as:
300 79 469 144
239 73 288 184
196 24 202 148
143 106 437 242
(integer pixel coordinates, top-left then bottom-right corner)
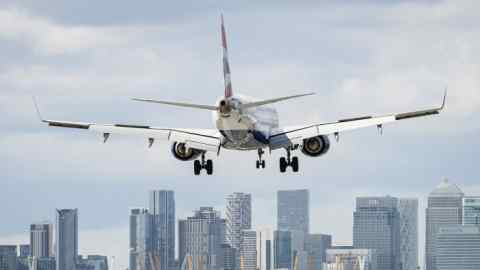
429 179 464 197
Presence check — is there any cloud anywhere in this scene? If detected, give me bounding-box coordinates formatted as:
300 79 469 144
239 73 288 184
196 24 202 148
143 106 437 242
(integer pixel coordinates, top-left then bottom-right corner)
0 9 129 55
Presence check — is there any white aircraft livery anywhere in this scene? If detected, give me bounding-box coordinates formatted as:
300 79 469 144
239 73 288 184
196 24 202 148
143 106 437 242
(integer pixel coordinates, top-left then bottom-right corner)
35 15 446 175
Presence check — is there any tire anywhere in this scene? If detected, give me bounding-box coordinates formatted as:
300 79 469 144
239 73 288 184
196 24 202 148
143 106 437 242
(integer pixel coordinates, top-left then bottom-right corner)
194 160 201 175
261 160 266 168
292 156 299 172
206 159 213 175
279 157 287 173
256 160 260 169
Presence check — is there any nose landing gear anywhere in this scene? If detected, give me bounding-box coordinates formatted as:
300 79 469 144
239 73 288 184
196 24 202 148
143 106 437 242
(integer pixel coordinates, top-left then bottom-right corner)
256 149 266 169
194 153 213 175
279 146 299 173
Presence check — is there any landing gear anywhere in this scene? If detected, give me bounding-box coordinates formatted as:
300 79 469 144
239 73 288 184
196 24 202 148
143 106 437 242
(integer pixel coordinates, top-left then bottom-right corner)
194 160 201 175
279 147 299 173
194 153 213 175
256 149 266 169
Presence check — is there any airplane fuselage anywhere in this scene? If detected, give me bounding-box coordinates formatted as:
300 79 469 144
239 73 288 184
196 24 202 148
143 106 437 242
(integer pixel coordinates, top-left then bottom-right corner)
214 94 279 150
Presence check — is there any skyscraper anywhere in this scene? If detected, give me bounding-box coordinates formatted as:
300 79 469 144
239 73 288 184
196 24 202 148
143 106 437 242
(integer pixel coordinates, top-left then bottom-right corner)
305 234 332 270
220 244 237 270
463 196 480 225
30 223 53 258
425 180 463 270
129 208 153 270
274 230 292 270
178 207 225 270
149 190 175 270
398 198 418 270
277 190 309 234
55 209 78 270
353 196 400 270
240 230 257 270
435 225 480 270
226 193 252 251
0 246 17 270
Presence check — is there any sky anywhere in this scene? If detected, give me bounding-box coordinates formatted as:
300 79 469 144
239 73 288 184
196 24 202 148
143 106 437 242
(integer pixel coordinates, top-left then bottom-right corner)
1 1 479 269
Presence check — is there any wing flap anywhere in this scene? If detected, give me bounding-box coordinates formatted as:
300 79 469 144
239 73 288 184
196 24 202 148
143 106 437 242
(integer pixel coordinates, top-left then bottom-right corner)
46 120 91 129
395 108 440 120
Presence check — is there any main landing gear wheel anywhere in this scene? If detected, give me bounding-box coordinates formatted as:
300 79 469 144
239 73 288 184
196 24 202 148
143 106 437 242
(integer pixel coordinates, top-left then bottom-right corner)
256 149 266 169
279 157 287 173
291 156 299 172
206 159 213 175
279 147 300 173
193 153 213 175
194 160 201 175
256 160 266 169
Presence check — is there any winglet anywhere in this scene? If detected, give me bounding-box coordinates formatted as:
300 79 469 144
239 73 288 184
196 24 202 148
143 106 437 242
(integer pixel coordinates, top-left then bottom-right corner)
32 96 46 122
440 87 447 110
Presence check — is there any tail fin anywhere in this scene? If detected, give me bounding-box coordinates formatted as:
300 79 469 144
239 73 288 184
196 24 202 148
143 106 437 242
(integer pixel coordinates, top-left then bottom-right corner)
221 14 233 98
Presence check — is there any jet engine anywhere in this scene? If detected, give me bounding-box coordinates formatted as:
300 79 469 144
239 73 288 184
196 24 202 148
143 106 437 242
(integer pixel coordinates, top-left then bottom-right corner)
171 142 202 161
301 135 330 157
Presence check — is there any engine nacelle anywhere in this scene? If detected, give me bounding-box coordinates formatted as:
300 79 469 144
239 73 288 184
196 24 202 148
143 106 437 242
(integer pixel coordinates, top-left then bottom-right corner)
171 142 202 161
301 135 330 157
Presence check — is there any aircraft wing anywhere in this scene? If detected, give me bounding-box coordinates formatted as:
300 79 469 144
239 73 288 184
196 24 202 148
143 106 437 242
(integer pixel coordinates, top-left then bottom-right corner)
33 100 221 152
40 118 221 152
269 91 446 149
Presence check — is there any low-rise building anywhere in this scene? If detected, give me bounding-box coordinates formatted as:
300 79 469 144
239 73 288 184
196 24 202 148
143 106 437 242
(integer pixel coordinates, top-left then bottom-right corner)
323 248 376 270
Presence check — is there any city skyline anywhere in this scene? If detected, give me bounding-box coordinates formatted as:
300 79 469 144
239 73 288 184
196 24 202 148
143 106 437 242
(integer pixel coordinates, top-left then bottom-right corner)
0 179 477 270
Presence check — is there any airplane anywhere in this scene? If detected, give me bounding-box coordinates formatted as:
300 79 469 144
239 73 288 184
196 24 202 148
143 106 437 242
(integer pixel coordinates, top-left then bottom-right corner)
34 15 446 175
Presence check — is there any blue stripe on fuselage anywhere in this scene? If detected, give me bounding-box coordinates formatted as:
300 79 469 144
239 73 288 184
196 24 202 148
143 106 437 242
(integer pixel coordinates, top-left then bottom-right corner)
252 130 269 144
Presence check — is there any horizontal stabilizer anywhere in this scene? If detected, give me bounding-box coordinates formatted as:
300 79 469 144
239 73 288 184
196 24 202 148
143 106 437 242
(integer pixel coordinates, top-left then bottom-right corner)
132 98 218 111
241 93 315 109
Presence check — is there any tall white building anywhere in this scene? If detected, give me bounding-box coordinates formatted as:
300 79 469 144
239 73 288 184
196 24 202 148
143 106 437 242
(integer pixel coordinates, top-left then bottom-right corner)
240 230 257 270
425 180 463 270
398 198 418 270
226 193 252 250
256 229 273 270
435 225 480 270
